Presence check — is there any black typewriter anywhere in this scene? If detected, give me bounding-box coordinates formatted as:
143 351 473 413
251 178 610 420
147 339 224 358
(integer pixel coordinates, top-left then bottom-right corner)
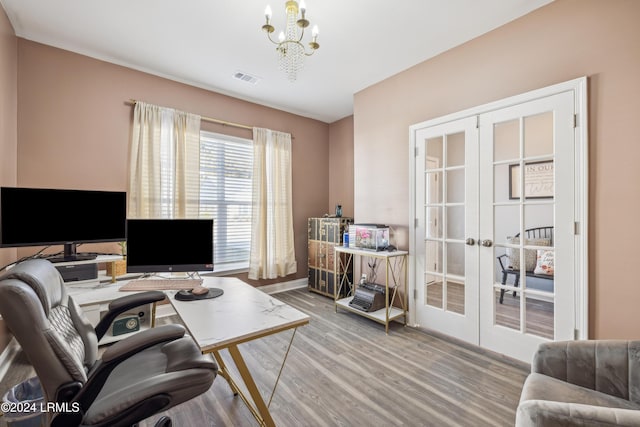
349 282 386 312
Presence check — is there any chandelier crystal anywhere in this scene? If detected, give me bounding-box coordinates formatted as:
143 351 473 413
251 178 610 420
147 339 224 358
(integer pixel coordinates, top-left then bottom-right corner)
262 1 319 82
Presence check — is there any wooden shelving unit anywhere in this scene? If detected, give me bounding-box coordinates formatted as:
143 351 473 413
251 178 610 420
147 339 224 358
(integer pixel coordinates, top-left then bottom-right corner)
307 217 353 297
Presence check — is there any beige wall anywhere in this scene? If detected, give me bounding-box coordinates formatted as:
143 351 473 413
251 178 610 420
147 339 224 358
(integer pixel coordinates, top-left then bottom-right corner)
0 4 17 353
15 39 331 286
329 115 354 218
353 0 640 339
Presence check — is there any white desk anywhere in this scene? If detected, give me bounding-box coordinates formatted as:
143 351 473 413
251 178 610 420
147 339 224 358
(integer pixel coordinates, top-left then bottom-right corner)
167 277 310 427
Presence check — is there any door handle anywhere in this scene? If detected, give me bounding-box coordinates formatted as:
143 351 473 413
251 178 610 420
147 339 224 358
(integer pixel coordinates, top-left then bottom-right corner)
481 239 493 247
465 238 476 246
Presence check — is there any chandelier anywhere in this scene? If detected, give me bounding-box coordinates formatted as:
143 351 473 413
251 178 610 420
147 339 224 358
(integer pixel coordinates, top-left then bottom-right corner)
262 1 319 82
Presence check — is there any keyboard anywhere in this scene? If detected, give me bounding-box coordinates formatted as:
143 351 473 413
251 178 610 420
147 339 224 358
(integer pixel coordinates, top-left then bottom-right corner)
349 295 372 311
120 278 203 291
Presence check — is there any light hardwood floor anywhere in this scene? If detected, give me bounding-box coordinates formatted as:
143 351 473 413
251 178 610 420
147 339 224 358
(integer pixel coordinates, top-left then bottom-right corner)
0 288 530 427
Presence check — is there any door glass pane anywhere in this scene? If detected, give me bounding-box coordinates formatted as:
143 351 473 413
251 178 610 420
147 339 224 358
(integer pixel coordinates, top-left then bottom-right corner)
524 204 554 236
425 274 443 309
446 280 464 315
509 160 555 200
446 132 465 167
494 205 519 246
425 172 442 203
426 137 443 166
495 245 508 282
446 169 464 203
494 119 519 162
524 112 553 158
425 240 442 274
446 242 465 276
494 163 513 203
426 207 442 239
495 289 521 331
446 206 464 240
524 294 554 339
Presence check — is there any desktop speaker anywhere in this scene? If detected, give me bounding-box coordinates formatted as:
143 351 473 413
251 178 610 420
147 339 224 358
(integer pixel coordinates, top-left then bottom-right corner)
112 316 140 336
100 304 151 338
55 263 98 282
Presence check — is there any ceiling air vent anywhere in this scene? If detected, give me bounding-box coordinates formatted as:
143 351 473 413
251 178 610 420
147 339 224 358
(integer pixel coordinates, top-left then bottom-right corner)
233 71 261 85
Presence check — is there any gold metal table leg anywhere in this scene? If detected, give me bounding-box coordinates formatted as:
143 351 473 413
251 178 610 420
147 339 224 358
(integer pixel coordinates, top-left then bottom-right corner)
228 345 276 427
212 351 241 396
209 327 300 427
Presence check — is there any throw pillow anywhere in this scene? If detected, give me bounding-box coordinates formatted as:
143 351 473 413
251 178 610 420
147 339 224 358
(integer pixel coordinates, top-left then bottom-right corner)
505 237 550 271
534 250 554 275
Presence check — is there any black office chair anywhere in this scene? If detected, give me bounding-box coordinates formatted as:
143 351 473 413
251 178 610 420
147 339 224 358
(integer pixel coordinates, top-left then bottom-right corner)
0 259 217 427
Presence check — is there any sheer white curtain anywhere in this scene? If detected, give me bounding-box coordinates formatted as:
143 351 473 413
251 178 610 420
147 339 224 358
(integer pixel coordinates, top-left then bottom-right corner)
248 127 297 280
128 101 201 219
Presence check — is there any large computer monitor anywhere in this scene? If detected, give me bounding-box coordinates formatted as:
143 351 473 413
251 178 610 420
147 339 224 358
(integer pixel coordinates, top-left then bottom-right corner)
126 219 214 273
0 186 127 261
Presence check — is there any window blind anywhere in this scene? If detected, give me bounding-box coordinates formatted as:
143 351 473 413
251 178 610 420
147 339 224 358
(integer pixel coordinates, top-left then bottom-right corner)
199 131 253 267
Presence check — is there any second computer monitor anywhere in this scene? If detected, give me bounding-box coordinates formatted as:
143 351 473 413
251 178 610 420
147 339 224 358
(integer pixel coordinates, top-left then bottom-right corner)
126 219 214 274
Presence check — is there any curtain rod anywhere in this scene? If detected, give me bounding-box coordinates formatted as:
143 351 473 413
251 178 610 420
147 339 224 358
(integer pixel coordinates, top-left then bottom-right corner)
126 99 253 131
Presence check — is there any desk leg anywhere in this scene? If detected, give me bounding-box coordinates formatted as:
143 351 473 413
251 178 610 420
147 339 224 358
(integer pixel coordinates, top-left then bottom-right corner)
228 344 276 427
211 329 299 427
212 352 240 396
213 349 269 426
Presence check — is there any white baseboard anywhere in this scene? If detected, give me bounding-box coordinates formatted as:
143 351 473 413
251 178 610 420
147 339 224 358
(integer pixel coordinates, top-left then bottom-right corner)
0 338 21 383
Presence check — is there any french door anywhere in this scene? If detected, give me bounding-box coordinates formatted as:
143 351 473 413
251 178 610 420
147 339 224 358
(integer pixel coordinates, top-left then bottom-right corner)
412 81 586 362
414 117 479 343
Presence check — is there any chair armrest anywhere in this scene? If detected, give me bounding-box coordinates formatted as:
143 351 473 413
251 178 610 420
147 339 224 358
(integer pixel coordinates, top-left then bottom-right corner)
497 254 509 271
532 340 640 401
101 323 185 363
516 400 640 427
94 290 166 340
70 324 186 416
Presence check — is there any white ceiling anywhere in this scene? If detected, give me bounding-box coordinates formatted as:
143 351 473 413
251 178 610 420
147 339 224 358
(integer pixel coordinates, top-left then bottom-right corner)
1 0 553 123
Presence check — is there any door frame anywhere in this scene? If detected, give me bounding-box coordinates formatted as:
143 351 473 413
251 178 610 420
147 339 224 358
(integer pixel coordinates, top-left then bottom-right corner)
408 77 589 340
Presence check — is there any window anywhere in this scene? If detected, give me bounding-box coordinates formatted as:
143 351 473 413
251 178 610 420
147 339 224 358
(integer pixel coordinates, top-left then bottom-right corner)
199 131 253 270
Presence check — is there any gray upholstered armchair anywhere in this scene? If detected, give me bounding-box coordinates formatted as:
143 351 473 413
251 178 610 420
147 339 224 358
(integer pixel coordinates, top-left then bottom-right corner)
516 340 640 426
0 259 218 427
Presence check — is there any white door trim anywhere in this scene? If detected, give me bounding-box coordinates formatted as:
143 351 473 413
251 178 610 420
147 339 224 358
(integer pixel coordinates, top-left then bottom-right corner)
409 77 588 339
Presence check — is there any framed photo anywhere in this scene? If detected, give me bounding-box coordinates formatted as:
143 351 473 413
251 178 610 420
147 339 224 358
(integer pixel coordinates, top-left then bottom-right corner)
509 160 554 199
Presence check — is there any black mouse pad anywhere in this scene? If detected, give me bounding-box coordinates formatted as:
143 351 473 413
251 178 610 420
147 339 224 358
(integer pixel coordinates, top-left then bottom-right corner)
174 288 224 301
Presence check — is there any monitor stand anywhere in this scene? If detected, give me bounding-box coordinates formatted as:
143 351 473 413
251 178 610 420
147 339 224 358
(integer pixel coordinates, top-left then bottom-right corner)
48 243 97 263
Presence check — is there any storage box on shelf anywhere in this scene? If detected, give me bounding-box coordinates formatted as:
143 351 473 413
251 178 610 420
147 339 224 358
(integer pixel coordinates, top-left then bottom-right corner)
348 224 390 251
308 217 353 297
